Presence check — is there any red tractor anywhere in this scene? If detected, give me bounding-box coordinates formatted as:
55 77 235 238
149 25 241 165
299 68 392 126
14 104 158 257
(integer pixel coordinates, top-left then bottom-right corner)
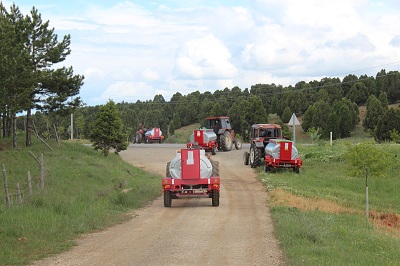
243 124 283 168
133 127 164 144
162 148 220 207
186 129 218 155
264 139 302 173
205 116 242 151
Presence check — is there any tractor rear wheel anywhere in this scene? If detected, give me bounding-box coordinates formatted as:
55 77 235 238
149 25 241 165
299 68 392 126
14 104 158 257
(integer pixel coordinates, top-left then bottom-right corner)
249 143 261 168
164 191 172 207
212 190 219 206
220 131 233 151
243 151 249 165
234 138 242 150
211 160 219 177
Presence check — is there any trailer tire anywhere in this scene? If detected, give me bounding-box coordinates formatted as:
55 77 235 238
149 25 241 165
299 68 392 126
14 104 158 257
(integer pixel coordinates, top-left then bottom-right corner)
212 190 219 206
135 132 142 144
249 143 261 168
212 145 217 155
243 151 249 165
164 191 172 207
234 139 242 150
294 167 300 174
166 162 171 177
264 164 270 172
220 131 233 151
211 160 219 177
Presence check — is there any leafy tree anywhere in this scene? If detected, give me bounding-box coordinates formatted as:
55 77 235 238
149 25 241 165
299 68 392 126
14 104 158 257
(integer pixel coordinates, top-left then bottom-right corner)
375 108 400 142
378 91 389 109
281 106 292 123
346 82 368 105
385 71 400 102
342 74 358 96
89 100 127 156
301 105 316 132
363 95 383 133
345 141 389 220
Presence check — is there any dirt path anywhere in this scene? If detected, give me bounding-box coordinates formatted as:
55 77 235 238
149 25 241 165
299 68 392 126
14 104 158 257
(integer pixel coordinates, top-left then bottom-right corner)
32 144 283 265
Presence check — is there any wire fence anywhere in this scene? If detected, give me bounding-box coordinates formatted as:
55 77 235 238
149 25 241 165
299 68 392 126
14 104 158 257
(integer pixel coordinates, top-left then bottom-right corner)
2 152 45 208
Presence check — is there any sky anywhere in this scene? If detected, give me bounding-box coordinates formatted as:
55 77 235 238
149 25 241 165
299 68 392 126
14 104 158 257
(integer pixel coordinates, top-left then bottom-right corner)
4 0 400 106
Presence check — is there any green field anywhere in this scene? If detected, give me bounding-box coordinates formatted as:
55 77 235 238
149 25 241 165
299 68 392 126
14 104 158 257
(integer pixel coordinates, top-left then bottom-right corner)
259 140 400 265
0 138 161 265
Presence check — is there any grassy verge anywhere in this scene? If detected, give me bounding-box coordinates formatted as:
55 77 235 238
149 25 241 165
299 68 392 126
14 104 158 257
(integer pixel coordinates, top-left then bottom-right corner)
258 140 400 265
0 138 161 265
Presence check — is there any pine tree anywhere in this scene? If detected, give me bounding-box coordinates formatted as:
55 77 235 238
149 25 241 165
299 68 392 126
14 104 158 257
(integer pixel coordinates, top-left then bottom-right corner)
89 100 127 156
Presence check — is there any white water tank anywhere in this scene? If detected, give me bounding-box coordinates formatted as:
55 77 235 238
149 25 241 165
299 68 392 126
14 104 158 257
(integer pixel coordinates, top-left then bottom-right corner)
168 149 213 179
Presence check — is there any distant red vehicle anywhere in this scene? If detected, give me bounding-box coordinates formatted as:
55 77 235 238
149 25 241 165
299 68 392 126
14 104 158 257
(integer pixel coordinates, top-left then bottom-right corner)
133 127 164 144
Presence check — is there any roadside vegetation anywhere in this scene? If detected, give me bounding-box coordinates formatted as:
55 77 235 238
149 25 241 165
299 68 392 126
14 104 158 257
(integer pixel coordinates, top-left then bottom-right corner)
0 137 160 265
259 139 400 265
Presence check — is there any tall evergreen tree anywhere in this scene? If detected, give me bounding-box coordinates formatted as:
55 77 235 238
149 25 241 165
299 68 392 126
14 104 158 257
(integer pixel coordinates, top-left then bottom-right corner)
89 100 127 156
363 95 383 133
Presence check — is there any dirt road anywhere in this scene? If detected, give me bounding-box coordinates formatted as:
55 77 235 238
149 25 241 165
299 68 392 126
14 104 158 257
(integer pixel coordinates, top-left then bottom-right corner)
33 144 283 265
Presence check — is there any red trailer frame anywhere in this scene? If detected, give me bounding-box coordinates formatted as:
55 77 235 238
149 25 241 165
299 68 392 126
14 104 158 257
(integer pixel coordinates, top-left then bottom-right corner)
145 127 165 143
186 129 218 155
162 148 220 207
264 139 302 173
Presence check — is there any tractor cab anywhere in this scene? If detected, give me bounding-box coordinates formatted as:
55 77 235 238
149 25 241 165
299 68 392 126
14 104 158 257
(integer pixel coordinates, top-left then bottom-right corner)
250 124 282 147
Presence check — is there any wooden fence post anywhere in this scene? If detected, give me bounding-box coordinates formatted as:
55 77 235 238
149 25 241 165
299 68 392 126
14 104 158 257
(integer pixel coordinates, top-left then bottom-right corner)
28 171 33 197
2 164 10 208
40 153 45 189
17 183 22 204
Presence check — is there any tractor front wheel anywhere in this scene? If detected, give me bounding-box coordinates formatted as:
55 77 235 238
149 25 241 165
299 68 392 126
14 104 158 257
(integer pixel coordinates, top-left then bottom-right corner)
164 190 172 207
249 143 262 168
234 139 242 150
243 151 249 165
212 190 219 206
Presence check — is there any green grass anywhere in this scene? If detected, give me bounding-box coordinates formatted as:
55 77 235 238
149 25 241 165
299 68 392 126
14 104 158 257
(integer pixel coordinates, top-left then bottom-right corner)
165 123 200 143
0 137 161 265
257 140 400 265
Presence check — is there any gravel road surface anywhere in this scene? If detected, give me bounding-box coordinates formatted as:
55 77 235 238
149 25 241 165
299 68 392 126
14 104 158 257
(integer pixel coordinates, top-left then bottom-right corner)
32 143 283 266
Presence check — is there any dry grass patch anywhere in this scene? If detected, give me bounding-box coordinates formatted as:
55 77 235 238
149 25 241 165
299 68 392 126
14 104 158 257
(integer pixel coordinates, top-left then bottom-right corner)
269 188 356 214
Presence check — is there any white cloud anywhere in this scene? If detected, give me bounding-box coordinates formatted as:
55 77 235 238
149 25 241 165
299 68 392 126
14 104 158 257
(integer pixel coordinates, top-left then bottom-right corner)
176 34 238 79
8 0 400 105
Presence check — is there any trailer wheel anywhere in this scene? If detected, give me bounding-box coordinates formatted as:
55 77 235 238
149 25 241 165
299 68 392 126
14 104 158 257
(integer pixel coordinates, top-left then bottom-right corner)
135 132 142 144
211 160 219 177
166 162 171 177
243 151 249 165
249 144 261 168
264 164 270 172
164 191 172 207
212 145 217 155
220 131 233 151
294 167 300 174
234 139 242 150
212 190 219 206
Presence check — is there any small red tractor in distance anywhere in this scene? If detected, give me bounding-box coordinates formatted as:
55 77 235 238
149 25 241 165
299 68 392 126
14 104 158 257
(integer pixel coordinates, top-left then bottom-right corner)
162 148 220 207
133 127 164 144
186 128 218 155
205 116 242 152
243 124 283 168
264 139 302 173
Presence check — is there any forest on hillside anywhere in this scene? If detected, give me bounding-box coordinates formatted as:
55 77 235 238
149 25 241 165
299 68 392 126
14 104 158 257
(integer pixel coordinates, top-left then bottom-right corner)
3 69 400 145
